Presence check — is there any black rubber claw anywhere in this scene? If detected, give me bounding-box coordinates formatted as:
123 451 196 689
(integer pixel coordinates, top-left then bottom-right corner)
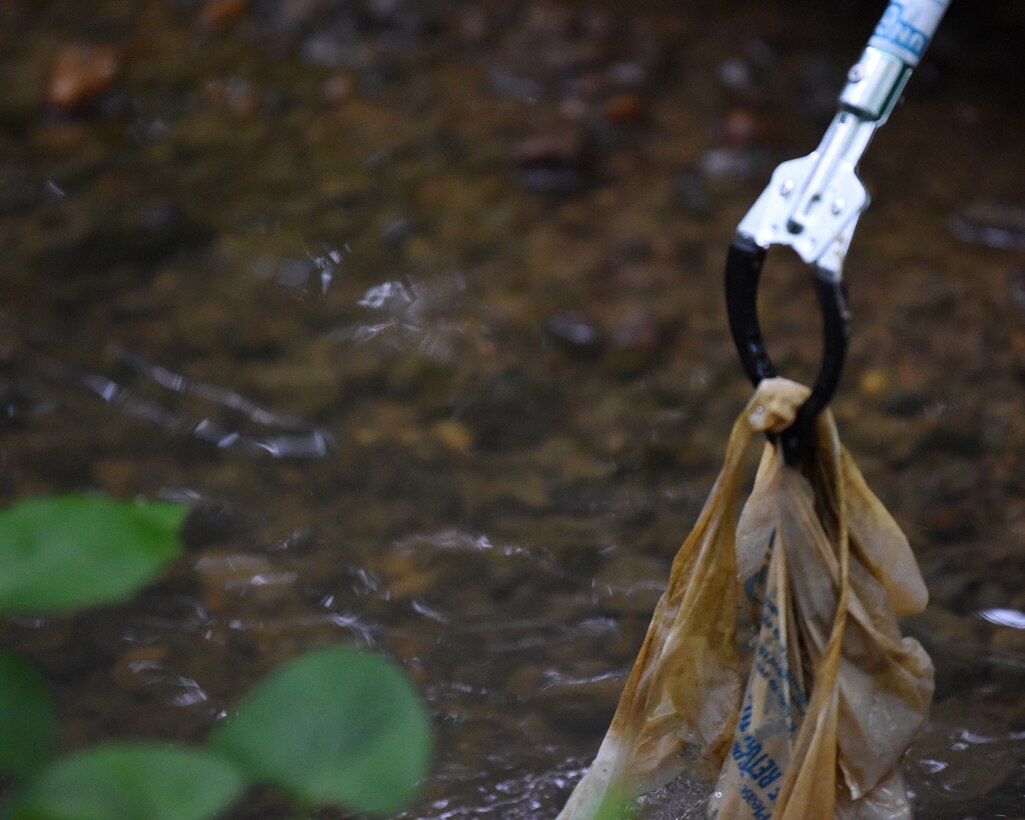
725 235 850 466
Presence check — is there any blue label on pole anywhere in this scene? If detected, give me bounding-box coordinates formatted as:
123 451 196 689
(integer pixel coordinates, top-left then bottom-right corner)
873 3 928 58
868 0 949 66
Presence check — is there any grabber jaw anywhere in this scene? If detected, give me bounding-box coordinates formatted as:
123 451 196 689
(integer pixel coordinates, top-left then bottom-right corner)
725 235 850 467
736 149 868 281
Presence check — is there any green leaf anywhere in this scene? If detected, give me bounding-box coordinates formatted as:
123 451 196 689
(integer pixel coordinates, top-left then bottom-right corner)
0 496 187 615
7 743 246 820
209 646 432 815
0 650 58 779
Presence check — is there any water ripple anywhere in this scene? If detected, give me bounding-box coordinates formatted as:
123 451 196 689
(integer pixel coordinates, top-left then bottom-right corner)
43 350 334 459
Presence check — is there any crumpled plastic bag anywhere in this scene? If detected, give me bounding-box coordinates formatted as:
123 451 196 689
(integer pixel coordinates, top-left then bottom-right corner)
558 378 934 819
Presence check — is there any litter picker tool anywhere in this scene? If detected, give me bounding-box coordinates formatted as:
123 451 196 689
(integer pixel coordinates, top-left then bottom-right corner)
559 4 948 817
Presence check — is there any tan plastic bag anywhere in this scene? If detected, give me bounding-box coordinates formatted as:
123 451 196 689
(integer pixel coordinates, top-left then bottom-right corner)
558 378 933 819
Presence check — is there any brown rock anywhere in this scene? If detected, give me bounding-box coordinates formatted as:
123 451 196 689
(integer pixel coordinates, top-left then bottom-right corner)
198 0 249 30
322 72 356 104
431 418 475 452
203 77 259 117
612 311 665 354
720 106 774 147
858 368 890 397
606 311 668 373
602 93 647 125
515 129 594 193
48 44 120 111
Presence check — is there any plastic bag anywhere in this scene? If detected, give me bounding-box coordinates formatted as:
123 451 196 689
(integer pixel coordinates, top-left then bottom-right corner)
558 378 933 819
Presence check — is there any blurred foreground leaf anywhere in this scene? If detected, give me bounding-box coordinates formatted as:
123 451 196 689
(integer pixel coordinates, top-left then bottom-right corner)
0 496 186 615
0 650 58 780
595 789 636 820
7 743 245 820
210 646 432 815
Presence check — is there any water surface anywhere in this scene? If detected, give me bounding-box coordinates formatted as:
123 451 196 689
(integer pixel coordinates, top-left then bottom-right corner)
2 1 1024 817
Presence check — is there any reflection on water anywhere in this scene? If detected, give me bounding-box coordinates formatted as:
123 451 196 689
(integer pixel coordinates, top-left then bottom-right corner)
907 682 1025 817
1 0 1024 816
978 608 1025 630
336 274 492 369
70 350 334 458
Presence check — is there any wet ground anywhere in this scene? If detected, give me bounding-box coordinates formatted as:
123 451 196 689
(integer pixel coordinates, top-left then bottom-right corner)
1 0 1025 817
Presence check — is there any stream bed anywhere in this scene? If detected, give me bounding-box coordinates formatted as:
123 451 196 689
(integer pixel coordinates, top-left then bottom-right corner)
2 1 1025 817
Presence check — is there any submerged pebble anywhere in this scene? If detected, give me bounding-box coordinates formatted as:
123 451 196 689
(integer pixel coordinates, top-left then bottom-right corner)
181 498 252 549
47 44 120 111
673 168 712 219
719 106 773 147
696 145 770 180
544 310 604 355
601 93 648 125
611 312 666 356
949 201 1025 251
1009 268 1025 312
515 129 594 193
595 311 670 376
198 0 250 31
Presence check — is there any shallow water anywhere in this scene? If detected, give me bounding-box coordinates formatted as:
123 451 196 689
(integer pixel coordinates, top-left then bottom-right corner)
2 1 1025 817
